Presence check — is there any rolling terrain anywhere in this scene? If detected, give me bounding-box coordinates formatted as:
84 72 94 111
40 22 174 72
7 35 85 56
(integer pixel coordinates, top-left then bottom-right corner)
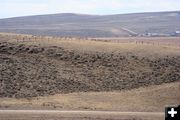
0 33 179 98
0 33 180 120
0 82 179 112
0 11 180 37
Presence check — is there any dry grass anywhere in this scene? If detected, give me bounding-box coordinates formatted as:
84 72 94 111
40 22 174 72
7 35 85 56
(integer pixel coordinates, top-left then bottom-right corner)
0 33 179 114
0 82 179 112
0 111 164 120
0 32 180 58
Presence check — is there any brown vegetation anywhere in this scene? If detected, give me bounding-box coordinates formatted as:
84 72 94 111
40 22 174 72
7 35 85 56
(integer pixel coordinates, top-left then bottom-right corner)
0 33 179 98
0 82 179 112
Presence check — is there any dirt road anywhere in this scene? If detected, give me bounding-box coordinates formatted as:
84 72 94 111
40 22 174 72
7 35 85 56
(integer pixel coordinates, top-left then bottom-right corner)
0 110 164 120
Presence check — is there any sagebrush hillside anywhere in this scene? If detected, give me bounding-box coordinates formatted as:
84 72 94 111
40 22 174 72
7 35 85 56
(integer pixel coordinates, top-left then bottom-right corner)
0 34 180 98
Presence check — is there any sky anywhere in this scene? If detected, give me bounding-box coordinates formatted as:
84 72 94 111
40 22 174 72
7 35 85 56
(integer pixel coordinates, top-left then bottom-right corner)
0 0 180 18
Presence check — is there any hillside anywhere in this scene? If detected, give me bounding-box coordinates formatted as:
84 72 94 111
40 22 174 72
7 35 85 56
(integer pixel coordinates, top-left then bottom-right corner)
1 82 179 112
0 33 180 98
0 11 180 37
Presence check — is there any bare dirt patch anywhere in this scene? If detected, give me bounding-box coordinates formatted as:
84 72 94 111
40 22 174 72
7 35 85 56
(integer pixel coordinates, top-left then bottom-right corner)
0 110 164 120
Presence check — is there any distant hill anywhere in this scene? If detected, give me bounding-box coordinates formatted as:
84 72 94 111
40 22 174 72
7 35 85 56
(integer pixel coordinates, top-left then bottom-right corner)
0 11 180 37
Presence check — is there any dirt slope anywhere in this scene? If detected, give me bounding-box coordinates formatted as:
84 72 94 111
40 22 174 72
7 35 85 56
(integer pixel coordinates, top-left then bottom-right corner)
0 36 180 98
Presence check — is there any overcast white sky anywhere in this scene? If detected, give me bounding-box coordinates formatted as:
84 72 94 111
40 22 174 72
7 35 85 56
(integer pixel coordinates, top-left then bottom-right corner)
0 0 180 18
